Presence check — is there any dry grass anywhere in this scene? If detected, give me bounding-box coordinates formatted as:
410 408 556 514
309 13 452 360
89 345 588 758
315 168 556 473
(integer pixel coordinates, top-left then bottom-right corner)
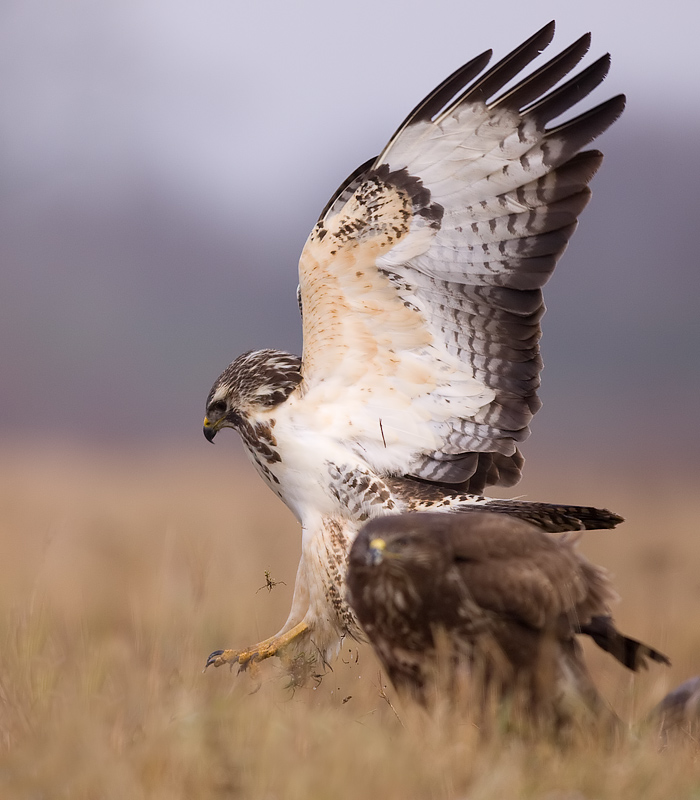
2 440 700 799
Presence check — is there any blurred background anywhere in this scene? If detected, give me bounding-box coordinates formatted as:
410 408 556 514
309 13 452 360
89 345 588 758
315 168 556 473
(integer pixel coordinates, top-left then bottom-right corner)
2 0 699 472
1 5 700 791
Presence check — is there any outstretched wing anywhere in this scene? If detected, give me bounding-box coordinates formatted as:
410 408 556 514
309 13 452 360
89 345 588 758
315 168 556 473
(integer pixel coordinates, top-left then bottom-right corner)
296 22 625 492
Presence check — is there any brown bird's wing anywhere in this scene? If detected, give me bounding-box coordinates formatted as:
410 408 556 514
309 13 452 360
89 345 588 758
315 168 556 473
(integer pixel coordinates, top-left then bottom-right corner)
442 513 616 630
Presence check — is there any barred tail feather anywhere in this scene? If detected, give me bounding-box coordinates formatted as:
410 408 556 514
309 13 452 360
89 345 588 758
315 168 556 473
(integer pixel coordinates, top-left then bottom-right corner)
579 615 671 671
458 499 624 532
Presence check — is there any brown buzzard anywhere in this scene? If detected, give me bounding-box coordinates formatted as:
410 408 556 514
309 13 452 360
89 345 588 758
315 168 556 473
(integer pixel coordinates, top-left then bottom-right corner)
347 512 669 724
202 23 627 674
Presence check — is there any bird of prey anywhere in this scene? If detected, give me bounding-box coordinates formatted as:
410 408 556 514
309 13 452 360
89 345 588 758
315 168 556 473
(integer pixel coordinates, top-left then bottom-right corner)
347 512 669 725
202 22 627 673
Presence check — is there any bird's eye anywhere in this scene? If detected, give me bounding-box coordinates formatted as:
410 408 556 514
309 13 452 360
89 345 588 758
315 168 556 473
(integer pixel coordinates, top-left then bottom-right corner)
209 400 227 415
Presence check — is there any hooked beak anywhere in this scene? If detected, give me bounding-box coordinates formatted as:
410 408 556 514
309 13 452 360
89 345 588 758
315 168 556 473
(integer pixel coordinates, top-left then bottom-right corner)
203 416 218 443
366 537 387 566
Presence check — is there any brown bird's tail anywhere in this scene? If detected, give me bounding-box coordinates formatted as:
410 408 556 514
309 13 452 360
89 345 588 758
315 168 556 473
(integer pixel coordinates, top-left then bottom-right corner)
578 615 671 670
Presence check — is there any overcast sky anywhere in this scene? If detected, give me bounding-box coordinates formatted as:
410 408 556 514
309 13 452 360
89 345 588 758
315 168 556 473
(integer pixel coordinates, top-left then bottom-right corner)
3 0 698 219
1 0 698 469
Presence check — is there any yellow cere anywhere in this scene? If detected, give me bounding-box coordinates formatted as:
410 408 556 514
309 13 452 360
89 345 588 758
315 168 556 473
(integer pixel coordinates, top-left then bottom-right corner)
369 538 386 552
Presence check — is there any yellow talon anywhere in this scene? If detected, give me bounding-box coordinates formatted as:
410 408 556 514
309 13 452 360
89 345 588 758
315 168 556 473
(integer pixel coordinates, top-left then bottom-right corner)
204 621 310 672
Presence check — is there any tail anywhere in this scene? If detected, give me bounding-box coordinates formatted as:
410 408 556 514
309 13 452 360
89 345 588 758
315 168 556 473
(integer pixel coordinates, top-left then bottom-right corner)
578 615 671 671
455 499 624 533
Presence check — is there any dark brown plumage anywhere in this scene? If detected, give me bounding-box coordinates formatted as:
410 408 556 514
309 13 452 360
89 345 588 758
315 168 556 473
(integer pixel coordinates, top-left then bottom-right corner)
347 512 669 726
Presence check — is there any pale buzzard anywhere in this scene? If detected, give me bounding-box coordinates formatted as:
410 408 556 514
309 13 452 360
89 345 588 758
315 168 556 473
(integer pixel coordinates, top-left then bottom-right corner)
347 512 669 725
202 23 627 673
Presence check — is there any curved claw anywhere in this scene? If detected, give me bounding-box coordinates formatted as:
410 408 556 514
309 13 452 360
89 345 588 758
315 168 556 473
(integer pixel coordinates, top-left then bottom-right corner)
203 621 310 674
203 647 256 673
204 649 226 671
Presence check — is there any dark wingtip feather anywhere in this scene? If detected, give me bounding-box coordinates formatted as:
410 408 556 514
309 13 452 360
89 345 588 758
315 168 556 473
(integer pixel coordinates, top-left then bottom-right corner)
442 21 557 113
547 93 626 142
525 53 612 126
491 32 592 112
561 149 605 181
414 49 493 123
377 50 493 164
535 20 557 48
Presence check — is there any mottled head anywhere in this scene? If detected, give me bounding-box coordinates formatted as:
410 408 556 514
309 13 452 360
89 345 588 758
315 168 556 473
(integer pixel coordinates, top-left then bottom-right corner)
203 349 302 442
347 514 456 640
350 514 453 579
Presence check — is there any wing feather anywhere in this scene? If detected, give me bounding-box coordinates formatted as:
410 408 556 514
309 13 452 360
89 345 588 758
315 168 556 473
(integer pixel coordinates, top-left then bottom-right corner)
491 33 591 110
296 24 625 492
443 514 616 629
436 21 556 114
317 157 377 224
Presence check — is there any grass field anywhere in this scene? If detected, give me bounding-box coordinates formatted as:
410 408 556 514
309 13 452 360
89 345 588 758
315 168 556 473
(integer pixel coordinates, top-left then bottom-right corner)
2 440 700 799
